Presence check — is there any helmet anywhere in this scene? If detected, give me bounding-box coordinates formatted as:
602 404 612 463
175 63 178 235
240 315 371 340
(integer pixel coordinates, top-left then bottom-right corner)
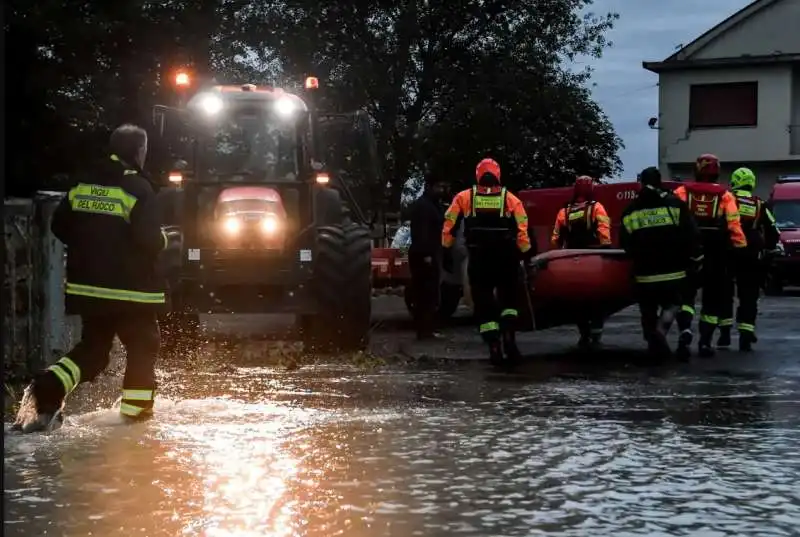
476 158 501 185
730 167 756 191
573 175 594 200
694 153 720 182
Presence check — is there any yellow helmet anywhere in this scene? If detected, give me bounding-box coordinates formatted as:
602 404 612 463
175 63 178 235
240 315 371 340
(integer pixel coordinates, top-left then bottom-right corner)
730 167 756 191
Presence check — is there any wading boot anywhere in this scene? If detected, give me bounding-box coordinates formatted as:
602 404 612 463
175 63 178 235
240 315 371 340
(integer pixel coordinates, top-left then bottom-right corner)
716 327 731 349
697 322 716 358
502 331 522 365
739 331 756 352
11 375 65 434
675 329 693 362
488 341 504 366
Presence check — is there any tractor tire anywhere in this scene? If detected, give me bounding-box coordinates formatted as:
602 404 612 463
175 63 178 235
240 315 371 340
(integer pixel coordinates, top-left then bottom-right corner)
315 188 344 226
158 312 200 359
404 282 463 321
304 223 372 353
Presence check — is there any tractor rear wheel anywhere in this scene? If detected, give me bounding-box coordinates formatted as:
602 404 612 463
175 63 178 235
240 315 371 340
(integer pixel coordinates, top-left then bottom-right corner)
304 223 372 353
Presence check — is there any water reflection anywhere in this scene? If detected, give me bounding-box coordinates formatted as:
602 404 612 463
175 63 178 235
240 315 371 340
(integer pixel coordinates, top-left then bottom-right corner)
4 366 800 536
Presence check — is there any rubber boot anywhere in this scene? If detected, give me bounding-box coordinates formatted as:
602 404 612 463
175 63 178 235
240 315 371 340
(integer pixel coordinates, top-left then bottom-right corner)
697 322 716 358
716 326 731 349
502 330 522 364
488 340 504 366
675 329 693 361
11 373 66 434
590 328 603 348
739 331 755 352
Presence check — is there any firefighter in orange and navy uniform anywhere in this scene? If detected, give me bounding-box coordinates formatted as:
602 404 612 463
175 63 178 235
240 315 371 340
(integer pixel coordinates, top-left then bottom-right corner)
673 154 748 359
442 158 533 364
550 175 612 348
13 124 168 434
717 167 780 351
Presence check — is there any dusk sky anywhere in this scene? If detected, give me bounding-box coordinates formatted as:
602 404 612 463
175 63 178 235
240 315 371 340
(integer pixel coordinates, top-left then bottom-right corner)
586 0 753 179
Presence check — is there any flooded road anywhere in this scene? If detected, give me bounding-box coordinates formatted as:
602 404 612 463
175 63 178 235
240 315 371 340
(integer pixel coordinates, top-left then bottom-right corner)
5 297 800 536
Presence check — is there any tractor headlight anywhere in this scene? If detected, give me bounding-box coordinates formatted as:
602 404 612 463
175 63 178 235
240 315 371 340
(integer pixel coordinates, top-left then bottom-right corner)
261 215 280 234
222 216 241 235
198 94 224 116
274 97 297 117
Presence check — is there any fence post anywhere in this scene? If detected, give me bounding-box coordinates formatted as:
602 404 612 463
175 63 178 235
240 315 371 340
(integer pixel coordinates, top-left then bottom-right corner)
34 191 68 365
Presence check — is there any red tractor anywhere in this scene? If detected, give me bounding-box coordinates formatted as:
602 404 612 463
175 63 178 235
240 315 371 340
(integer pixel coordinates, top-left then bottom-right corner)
153 72 378 354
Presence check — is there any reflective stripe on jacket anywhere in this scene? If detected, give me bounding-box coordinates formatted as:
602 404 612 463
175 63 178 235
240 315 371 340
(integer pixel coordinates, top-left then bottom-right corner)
551 200 612 249
442 186 531 253
620 185 703 284
52 155 168 314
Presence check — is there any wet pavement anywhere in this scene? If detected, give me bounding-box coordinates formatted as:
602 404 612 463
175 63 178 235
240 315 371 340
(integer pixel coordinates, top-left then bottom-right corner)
5 296 800 536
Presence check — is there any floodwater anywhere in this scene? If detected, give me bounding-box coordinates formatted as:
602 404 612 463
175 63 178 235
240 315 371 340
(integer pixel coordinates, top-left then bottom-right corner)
5 299 800 536
6 364 800 536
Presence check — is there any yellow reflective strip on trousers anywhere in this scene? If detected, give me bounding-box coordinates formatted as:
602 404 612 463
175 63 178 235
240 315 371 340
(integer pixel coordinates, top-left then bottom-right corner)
681 305 695 315
120 402 146 417
739 323 755 332
57 357 81 385
48 365 75 393
635 271 686 283
700 314 718 325
66 282 165 304
718 318 734 327
123 389 154 401
500 309 518 318
479 321 499 333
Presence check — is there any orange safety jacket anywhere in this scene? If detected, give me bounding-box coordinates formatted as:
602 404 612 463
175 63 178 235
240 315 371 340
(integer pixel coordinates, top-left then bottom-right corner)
674 184 747 249
442 186 531 253
551 200 612 249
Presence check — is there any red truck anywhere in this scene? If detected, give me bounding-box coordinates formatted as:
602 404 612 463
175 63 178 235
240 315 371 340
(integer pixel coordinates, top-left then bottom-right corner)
767 176 800 294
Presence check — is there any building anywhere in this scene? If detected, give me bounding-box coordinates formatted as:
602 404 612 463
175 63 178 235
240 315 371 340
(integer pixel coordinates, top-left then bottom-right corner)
643 0 800 198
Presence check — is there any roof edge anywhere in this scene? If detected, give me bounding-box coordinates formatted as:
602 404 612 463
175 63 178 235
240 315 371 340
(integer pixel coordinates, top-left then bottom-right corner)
643 53 800 73
662 0 780 63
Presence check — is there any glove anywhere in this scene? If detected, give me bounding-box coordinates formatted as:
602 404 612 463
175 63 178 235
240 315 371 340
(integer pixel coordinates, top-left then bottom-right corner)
442 248 454 273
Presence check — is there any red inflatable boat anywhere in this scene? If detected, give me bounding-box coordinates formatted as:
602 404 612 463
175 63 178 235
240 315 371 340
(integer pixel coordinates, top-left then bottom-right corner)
515 248 636 331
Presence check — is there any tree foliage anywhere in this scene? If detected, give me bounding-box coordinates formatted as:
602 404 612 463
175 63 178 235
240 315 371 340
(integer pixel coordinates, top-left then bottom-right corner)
6 0 622 206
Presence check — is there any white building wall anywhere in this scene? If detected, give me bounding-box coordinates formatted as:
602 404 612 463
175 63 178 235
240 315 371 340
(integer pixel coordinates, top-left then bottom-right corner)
657 65 798 168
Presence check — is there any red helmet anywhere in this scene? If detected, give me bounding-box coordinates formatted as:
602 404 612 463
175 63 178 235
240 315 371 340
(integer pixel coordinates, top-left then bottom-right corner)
695 153 720 182
573 175 594 200
475 158 501 185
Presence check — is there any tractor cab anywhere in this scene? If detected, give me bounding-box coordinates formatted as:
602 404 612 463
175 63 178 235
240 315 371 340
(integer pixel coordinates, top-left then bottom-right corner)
152 72 375 355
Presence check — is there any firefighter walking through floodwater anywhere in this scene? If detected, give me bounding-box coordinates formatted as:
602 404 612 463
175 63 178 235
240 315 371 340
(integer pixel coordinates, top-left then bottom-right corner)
620 167 703 360
674 154 747 359
13 124 168 434
717 167 780 351
551 175 612 348
442 158 533 364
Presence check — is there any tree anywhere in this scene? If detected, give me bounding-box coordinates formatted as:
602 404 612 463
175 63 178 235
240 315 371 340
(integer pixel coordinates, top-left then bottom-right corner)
233 0 622 206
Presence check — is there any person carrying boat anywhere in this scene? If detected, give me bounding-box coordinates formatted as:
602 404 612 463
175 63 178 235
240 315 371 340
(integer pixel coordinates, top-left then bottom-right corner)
442 158 533 364
717 167 780 352
13 124 168 433
673 154 747 359
620 167 703 359
550 175 612 349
